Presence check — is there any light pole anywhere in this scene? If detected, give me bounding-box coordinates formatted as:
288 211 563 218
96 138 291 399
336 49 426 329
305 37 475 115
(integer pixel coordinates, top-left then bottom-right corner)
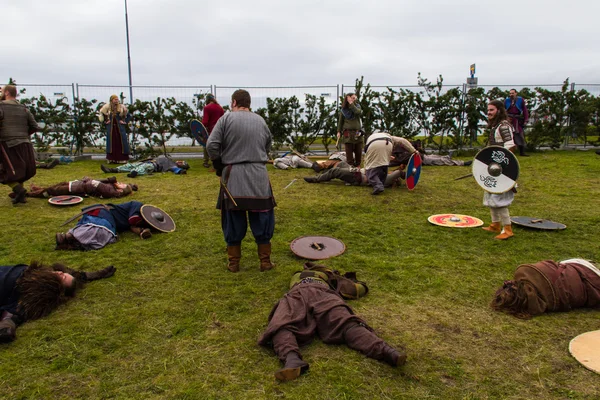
124 0 134 105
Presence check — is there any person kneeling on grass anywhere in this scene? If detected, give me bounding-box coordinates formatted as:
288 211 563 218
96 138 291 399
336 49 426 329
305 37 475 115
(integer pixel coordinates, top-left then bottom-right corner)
491 259 600 318
55 201 174 251
0 262 115 343
258 262 407 381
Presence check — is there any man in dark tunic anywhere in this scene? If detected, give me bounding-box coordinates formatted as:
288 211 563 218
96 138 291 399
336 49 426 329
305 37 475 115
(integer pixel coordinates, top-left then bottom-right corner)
258 262 407 381
0 262 115 343
0 85 40 204
206 89 276 273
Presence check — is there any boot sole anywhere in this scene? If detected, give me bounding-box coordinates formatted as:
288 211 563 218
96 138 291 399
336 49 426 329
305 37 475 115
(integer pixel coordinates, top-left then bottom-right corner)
274 364 309 381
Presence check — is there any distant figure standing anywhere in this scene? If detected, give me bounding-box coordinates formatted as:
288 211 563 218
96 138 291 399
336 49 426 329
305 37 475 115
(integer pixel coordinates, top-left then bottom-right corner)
206 90 277 273
99 95 131 163
504 89 529 156
337 93 363 167
201 94 224 169
0 84 40 205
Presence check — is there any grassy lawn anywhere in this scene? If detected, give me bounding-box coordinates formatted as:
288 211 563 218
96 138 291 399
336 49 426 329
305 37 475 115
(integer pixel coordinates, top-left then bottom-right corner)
0 150 599 399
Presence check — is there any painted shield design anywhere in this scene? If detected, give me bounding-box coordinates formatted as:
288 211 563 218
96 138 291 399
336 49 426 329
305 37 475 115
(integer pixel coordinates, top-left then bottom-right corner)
510 216 566 230
290 236 346 260
140 205 176 232
190 119 209 147
428 214 484 228
570 330 600 375
406 152 422 191
472 146 519 194
48 195 84 206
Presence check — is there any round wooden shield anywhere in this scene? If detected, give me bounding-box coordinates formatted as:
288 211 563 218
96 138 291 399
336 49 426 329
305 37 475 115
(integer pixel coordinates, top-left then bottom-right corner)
140 205 176 232
290 236 345 260
428 214 484 228
472 146 519 194
511 216 566 230
48 195 84 206
569 330 600 375
190 119 208 147
406 152 422 191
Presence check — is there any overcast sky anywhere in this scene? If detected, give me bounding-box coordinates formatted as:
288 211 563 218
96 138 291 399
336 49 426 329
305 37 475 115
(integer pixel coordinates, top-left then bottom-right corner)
2 0 599 87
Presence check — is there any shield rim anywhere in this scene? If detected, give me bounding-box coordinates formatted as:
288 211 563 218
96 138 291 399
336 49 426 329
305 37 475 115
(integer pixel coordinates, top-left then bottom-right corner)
140 204 176 233
48 195 84 206
428 213 484 228
290 235 346 260
472 145 520 194
406 152 422 191
190 119 208 147
510 216 567 230
569 330 600 375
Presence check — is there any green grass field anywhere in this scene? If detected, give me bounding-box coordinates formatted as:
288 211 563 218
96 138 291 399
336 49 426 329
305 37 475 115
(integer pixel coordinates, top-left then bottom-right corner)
1 150 599 399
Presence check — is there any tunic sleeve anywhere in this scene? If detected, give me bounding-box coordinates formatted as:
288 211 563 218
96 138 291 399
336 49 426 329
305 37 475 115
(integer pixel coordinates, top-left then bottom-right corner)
206 116 224 160
392 137 416 154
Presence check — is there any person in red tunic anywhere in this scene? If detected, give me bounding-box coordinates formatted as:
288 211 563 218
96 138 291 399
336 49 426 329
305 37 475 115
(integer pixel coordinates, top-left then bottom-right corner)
99 95 132 163
201 94 224 168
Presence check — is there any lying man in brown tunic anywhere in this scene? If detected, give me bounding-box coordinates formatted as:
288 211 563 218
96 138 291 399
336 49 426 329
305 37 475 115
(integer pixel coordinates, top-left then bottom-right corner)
23 176 137 199
491 259 600 318
258 262 407 381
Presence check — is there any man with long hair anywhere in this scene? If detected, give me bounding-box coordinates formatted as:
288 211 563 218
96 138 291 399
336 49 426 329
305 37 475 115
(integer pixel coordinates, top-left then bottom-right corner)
491 259 600 318
98 95 131 163
0 262 115 343
206 89 277 273
337 93 363 167
0 84 40 205
201 94 224 169
481 100 517 240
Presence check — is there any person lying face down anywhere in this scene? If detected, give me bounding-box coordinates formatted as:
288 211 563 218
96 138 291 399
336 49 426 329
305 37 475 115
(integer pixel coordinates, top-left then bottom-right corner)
24 176 138 199
258 262 406 381
491 259 600 318
0 262 116 343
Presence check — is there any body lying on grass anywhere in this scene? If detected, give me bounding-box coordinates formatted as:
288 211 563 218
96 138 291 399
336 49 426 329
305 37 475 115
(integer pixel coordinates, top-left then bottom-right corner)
55 201 174 251
0 262 115 343
304 161 405 188
258 262 406 381
17 176 137 199
491 259 600 318
101 156 189 178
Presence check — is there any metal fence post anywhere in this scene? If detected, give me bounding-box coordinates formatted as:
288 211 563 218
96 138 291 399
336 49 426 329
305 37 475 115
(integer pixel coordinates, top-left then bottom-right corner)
71 83 78 156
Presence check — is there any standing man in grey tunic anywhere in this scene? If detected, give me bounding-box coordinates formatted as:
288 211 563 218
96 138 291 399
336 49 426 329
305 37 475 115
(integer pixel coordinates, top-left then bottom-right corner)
206 90 277 273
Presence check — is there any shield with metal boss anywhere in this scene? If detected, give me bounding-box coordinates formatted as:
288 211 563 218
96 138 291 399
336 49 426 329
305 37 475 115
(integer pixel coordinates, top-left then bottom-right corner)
290 236 345 260
140 205 176 232
472 146 519 194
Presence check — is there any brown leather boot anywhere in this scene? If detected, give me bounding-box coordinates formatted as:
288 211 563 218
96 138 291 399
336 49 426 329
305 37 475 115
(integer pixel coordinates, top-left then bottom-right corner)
274 352 309 381
494 225 514 240
382 344 407 367
227 246 241 273
11 184 27 205
258 243 274 271
482 222 501 232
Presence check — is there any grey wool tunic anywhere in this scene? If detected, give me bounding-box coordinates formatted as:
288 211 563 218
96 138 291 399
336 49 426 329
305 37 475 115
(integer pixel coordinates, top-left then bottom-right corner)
206 111 276 210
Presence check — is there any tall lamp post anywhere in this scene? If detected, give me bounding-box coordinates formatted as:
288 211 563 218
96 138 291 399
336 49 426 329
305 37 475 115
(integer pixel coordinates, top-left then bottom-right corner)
124 0 134 104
